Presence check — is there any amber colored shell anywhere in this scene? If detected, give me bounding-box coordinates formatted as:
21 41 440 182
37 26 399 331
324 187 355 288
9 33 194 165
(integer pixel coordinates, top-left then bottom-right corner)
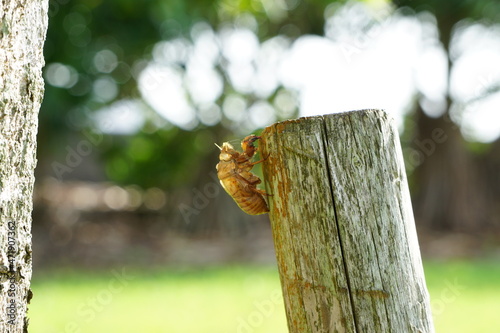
216 136 269 215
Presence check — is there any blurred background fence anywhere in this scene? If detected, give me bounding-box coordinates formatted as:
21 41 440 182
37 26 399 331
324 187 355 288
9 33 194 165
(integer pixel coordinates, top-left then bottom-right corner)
33 178 275 269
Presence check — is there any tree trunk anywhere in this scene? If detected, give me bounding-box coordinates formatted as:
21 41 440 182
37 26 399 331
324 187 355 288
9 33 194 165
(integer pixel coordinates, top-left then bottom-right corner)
261 110 434 333
411 106 489 231
397 0 500 233
0 1 48 332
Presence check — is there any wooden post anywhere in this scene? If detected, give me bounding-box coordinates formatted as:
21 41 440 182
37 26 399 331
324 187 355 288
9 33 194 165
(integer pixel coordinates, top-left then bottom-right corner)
260 109 434 333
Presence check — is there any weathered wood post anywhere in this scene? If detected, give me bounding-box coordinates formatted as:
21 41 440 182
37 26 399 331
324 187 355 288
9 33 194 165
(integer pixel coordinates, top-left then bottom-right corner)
260 109 434 333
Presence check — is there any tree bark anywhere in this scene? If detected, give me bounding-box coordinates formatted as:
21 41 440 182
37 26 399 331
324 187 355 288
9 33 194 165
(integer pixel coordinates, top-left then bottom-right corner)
261 110 434 333
0 1 48 331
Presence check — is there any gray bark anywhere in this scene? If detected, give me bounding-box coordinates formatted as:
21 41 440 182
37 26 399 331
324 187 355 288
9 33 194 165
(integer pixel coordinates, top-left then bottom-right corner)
0 1 48 331
261 110 434 332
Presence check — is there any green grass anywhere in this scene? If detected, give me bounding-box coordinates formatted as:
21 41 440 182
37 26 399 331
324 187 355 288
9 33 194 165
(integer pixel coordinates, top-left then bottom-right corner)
29 266 287 333
424 260 500 333
28 260 500 332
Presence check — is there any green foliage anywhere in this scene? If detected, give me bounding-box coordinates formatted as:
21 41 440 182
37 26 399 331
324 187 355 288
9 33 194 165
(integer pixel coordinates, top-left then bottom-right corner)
101 128 218 188
42 0 327 187
40 0 496 189
394 0 499 22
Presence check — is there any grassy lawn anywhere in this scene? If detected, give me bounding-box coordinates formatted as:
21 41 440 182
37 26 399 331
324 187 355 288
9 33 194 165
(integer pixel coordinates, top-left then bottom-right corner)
29 260 500 332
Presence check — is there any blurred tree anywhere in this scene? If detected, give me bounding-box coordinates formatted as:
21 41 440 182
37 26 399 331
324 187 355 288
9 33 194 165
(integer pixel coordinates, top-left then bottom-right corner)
39 0 365 185
38 0 500 234
38 0 352 232
395 0 500 231
37 0 370 231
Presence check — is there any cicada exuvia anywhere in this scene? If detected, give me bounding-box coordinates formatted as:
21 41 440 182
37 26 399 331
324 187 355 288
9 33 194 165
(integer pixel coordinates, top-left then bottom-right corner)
215 135 269 215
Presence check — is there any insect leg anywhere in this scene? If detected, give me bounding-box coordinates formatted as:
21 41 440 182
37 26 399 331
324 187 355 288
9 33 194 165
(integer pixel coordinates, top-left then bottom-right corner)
234 172 261 186
251 187 269 196
233 172 271 197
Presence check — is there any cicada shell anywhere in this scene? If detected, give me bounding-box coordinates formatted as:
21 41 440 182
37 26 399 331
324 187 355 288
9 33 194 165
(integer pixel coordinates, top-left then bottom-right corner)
216 135 269 215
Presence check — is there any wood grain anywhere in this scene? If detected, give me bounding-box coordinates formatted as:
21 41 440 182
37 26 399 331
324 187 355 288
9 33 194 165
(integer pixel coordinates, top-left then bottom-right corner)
261 109 434 333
